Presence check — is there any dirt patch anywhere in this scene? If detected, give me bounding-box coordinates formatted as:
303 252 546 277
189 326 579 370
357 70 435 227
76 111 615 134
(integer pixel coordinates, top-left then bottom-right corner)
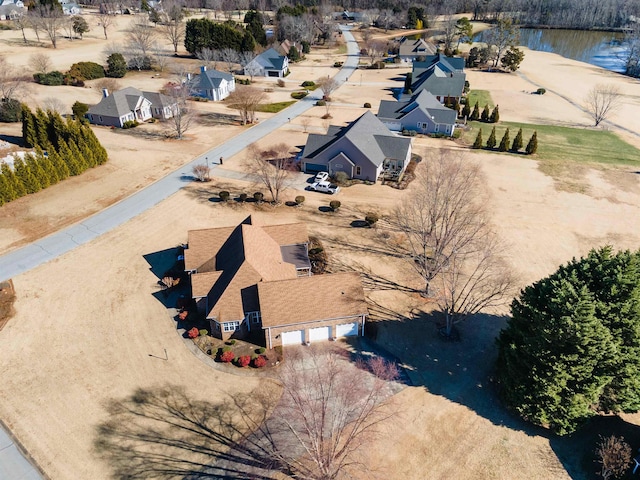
0 280 16 331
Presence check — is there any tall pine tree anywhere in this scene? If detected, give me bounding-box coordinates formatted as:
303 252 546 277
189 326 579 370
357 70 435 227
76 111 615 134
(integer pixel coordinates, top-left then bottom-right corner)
472 129 483 148
526 131 538 154
58 140 81 176
0 168 17 203
480 104 490 122
511 128 523 152
35 147 59 185
498 128 510 152
470 101 480 121
21 105 37 148
48 148 70 180
25 153 49 189
13 156 41 194
35 109 49 148
486 126 497 149
490 104 500 123
1 162 26 198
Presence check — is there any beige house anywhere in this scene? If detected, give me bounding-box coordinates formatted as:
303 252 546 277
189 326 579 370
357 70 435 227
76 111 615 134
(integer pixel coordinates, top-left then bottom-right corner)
184 216 368 348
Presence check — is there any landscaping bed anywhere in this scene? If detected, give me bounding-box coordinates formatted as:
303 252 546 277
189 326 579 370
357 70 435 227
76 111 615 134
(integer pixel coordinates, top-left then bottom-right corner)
192 334 283 369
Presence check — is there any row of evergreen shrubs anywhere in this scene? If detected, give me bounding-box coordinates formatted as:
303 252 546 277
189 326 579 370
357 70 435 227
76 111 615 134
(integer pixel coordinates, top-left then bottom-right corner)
0 106 108 206
472 127 538 154
219 191 267 202
33 55 128 88
462 102 499 123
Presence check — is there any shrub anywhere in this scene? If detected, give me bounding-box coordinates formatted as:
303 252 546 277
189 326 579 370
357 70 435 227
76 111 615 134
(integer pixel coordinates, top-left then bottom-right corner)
0 98 22 123
219 190 230 201
526 131 538 154
227 339 237 345
301 40 310 54
106 53 127 78
237 355 251 367
253 191 264 203
511 128 523 152
333 61 343 67
363 102 371 108
334 171 348 184
329 200 341 211
490 105 500 123
72 101 88 119
187 327 199 339
365 212 379 226
480 104 490 122
472 129 483 149
239 193 248 202
253 355 267 368
316 99 326 106
486 126 497 149
498 128 510 152
291 91 308 99
536 88 546 95
199 329 208 336
470 101 480 121
301 80 315 87
276 78 285 87
68 61 105 81
220 351 235 363
221 346 231 353
33 71 64 86
294 195 305 205
309 247 323 255
178 310 188 321
256 347 266 354
122 120 139 129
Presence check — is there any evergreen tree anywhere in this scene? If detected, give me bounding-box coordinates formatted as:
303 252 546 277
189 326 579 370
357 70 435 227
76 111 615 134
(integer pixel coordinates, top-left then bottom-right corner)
68 138 87 173
498 128 510 151
21 104 37 148
59 140 81 176
48 148 70 180
288 45 301 62
511 128 523 152
403 72 412 94
47 110 67 150
82 126 108 165
486 126 497 149
480 104 490 122
246 15 266 46
461 100 471 119
13 156 40 194
77 137 96 168
1 161 26 198
472 129 483 148
66 118 82 145
35 108 49 148
106 53 127 78
470 101 480 121
496 247 640 435
490 104 500 123
526 131 538 154
35 147 59 185
0 169 17 203
26 153 49 189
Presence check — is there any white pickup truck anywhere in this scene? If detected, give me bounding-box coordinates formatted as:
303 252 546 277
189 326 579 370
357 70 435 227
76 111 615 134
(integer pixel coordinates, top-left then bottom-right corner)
309 181 340 194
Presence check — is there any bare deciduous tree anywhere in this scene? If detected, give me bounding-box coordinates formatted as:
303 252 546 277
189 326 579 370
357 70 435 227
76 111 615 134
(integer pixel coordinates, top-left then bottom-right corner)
584 83 622 127
29 53 51 73
388 149 488 297
596 435 632 480
94 77 121 95
126 17 156 59
300 116 311 133
163 81 195 139
62 15 75 41
220 47 238 73
245 142 293 203
317 75 338 117
255 346 399 480
27 10 42 42
159 0 185 54
364 38 386 65
13 13 30 43
238 50 257 80
483 17 519 68
42 97 66 113
196 47 218 69
151 43 169 71
97 6 116 40
192 163 210 181
0 56 28 101
227 85 265 125
33 4 63 48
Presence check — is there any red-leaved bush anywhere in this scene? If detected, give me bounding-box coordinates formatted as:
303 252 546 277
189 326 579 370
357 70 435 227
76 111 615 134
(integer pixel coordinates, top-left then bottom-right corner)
237 355 251 367
187 327 199 339
253 355 267 368
220 351 235 363
178 310 188 321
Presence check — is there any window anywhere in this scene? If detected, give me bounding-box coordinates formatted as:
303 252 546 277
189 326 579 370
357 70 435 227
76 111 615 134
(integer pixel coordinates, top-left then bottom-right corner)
223 321 240 332
246 311 261 324
355 166 361 176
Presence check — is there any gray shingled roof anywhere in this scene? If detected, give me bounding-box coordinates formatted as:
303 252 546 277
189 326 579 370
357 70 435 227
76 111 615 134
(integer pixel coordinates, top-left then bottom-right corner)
398 38 436 57
378 90 457 125
410 58 466 99
142 91 175 109
302 111 411 167
196 69 234 90
87 86 146 118
259 47 287 70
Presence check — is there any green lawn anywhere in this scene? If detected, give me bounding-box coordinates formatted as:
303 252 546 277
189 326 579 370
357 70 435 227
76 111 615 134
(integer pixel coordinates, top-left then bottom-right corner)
255 101 296 113
463 121 640 166
466 90 494 109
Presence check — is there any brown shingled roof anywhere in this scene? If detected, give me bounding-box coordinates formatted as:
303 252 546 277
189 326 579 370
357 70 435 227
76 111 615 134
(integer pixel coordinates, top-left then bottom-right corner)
191 271 222 298
184 226 234 272
257 272 368 328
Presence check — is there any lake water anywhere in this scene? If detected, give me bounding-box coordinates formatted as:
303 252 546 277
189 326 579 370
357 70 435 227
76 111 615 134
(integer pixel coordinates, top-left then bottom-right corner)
475 28 628 73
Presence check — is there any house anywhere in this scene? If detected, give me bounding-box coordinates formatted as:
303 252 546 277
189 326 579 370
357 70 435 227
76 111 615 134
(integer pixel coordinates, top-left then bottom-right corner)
378 90 457 136
184 216 368 348
0 3 24 19
191 66 235 101
397 37 436 63
243 47 289 78
86 87 177 128
58 0 80 15
300 110 412 181
404 53 466 103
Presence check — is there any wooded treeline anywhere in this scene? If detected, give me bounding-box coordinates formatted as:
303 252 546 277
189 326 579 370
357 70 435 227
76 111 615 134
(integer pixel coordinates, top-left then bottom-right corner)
0 106 108 206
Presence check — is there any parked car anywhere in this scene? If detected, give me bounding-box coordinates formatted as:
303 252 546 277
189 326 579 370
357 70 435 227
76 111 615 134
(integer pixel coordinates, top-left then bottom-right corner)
314 171 329 182
309 181 340 194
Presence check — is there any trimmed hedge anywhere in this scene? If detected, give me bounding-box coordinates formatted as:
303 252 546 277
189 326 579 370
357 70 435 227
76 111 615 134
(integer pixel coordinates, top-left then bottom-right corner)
33 71 64 86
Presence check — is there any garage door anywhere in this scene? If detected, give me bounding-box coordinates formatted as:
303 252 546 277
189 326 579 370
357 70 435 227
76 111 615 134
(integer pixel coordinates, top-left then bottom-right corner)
336 322 359 338
304 163 326 173
282 329 304 346
385 122 402 131
309 326 331 342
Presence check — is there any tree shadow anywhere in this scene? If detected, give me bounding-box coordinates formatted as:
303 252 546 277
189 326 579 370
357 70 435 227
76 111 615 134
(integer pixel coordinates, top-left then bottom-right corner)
0 134 24 146
198 112 238 126
94 386 288 479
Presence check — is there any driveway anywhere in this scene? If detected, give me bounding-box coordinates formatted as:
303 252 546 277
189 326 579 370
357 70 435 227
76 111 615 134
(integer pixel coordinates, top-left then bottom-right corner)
0 26 359 284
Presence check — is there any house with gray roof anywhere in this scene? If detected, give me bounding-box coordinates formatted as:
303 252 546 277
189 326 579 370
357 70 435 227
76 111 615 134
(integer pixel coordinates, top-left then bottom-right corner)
0 2 24 19
243 47 289 78
86 87 177 128
300 111 412 182
397 37 436 63
378 90 457 136
191 66 235 101
404 53 466 104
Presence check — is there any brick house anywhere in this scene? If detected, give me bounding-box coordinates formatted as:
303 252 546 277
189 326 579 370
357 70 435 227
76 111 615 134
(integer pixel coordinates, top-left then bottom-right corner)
184 216 368 348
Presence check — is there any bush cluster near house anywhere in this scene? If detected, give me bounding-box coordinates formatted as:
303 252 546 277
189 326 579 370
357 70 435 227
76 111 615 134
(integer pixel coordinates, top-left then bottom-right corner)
496 246 640 435
474 125 538 154
34 62 106 87
0 106 108 206
184 18 258 55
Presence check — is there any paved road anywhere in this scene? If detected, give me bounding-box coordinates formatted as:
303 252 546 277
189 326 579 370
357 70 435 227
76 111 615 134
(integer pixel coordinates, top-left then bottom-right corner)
0 426 43 480
0 27 359 284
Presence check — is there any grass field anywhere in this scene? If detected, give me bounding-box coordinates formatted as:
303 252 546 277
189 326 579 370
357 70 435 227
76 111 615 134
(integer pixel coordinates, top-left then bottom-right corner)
256 101 297 113
466 89 494 109
463 121 640 167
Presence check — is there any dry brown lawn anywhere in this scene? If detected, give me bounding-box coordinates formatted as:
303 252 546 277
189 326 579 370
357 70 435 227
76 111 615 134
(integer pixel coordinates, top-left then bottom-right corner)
2 15 640 480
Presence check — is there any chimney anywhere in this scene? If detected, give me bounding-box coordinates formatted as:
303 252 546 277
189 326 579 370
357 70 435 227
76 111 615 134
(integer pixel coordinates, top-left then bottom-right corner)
102 88 109 98
187 73 192 81
200 65 206 73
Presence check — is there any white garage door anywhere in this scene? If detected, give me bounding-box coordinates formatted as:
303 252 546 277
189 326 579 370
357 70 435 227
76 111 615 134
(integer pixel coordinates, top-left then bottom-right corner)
282 329 304 346
309 326 331 342
385 122 402 132
336 322 359 338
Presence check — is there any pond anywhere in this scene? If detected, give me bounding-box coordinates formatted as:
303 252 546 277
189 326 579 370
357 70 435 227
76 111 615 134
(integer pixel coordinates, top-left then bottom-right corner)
475 28 629 73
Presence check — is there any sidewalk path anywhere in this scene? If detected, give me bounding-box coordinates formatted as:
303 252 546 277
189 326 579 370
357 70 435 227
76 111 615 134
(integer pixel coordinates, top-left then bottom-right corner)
0 426 43 480
0 26 359 284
